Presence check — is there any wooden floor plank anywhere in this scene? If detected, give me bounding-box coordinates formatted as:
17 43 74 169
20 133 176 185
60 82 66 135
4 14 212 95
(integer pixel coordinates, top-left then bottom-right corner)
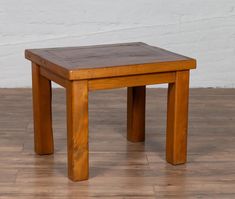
0 88 234 198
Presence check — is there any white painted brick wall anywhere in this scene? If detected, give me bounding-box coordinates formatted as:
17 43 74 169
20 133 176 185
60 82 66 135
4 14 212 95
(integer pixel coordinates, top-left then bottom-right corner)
0 0 235 87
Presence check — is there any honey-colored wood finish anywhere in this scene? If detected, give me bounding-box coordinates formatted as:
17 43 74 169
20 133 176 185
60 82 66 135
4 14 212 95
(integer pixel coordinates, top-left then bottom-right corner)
31 63 54 155
166 70 190 164
127 86 146 142
25 42 196 181
66 80 89 181
25 42 196 80
40 67 69 88
88 72 175 91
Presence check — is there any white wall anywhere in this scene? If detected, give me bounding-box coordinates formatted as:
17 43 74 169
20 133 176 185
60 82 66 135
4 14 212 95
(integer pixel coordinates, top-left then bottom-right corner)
0 0 235 88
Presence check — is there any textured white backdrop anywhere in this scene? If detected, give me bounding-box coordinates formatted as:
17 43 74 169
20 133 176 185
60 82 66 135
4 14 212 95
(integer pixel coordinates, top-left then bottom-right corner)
0 0 235 87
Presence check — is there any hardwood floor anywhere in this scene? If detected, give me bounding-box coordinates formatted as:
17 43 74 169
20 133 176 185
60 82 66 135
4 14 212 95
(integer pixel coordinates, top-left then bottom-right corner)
0 88 234 198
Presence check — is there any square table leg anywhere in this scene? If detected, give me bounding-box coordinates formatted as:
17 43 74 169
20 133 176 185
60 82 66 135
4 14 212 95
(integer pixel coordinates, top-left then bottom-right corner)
166 70 190 165
127 86 146 142
66 80 89 181
32 63 54 155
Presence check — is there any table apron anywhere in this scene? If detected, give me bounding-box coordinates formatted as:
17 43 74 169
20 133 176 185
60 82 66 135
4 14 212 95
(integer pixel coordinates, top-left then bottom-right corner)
40 67 69 88
40 67 178 91
88 72 176 91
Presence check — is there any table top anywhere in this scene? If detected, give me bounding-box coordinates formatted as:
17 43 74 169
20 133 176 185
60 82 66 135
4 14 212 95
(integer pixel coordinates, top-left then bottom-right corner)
25 42 196 80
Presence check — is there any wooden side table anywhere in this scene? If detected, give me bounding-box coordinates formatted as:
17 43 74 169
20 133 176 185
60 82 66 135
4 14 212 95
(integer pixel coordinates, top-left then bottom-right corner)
25 42 196 181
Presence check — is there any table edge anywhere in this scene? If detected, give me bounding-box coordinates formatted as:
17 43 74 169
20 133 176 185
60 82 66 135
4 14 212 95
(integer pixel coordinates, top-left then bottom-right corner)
25 49 196 80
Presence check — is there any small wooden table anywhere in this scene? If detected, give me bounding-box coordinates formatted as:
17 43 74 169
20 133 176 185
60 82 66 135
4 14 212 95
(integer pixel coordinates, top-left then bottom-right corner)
25 42 196 181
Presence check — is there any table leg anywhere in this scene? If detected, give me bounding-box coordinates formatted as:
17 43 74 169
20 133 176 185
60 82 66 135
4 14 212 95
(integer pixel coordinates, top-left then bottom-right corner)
66 80 89 181
31 63 54 155
127 86 146 142
166 70 190 165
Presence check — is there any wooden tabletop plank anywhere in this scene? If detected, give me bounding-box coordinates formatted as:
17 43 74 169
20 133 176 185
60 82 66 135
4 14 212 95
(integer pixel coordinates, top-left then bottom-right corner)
25 42 196 80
